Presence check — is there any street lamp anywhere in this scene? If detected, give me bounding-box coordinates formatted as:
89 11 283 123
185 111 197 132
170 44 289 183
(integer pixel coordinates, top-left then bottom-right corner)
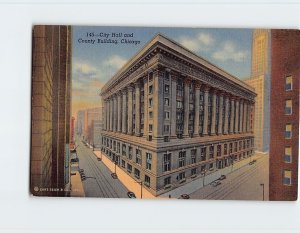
201 169 207 187
111 160 118 179
135 181 143 199
260 183 265 201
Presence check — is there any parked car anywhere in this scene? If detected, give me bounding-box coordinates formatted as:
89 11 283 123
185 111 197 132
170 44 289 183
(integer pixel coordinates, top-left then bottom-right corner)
180 194 190 199
127 191 136 198
211 180 221 187
97 157 102 161
219 175 226 180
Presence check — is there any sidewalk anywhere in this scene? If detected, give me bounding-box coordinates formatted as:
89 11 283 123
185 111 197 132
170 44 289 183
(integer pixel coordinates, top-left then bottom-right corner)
94 151 156 199
160 152 265 198
70 171 85 197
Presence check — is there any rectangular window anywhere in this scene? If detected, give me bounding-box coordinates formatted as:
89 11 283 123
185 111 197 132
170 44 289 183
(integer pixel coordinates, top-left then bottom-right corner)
284 147 292 163
134 168 140 179
149 85 153 94
178 172 185 180
191 168 197 176
127 164 132 173
209 163 213 170
165 84 170 93
200 147 206 161
191 149 196 164
283 170 292 186
229 143 233 153
285 99 292 115
179 151 186 167
122 144 127 156
234 142 238 152
209 145 214 159
164 111 170 120
224 144 228 155
149 124 153 132
121 160 125 168
144 175 150 187
164 136 170 142
285 124 292 139
217 145 221 157
176 100 183 109
285 76 293 91
117 142 120 153
148 72 153 82
164 176 171 186
163 153 171 172
149 111 153 119
146 152 152 170
149 98 153 107
128 146 133 160
164 98 170 106
136 149 142 165
164 125 170 133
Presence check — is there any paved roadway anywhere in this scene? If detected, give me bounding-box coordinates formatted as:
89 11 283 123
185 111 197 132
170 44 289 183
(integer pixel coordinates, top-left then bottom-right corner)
75 136 129 198
190 154 269 200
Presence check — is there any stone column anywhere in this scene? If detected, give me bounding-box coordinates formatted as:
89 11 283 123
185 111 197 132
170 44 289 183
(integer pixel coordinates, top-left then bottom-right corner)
203 86 210 136
122 90 127 134
135 81 141 136
170 73 177 139
153 68 164 141
239 100 243 133
143 76 148 137
224 95 229 134
110 98 113 131
235 99 239 134
243 101 247 133
247 102 251 132
114 95 118 132
103 100 106 131
117 92 122 132
229 97 235 134
193 82 201 137
210 89 217 135
183 78 190 137
127 85 134 135
218 92 224 135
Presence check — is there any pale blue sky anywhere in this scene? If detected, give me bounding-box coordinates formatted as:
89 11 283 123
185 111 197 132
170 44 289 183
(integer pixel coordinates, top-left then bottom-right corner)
72 26 253 116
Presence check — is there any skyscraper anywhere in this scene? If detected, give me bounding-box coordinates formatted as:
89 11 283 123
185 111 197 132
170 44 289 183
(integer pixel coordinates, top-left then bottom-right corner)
245 29 270 152
269 29 300 201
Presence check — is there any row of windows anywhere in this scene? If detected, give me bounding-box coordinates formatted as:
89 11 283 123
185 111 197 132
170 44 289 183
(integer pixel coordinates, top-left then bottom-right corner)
102 137 152 171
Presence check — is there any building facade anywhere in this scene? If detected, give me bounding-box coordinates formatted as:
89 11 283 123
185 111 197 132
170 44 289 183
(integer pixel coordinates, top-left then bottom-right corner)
269 30 300 201
31 25 72 196
245 29 270 152
100 34 256 196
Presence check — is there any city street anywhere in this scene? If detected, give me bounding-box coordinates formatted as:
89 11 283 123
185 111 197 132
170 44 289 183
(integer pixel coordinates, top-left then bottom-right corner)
75 136 129 198
189 154 269 200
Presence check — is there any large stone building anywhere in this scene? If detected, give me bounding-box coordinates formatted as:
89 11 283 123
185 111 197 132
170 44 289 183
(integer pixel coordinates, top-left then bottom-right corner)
100 34 256 196
245 29 270 152
31 25 72 196
269 30 300 201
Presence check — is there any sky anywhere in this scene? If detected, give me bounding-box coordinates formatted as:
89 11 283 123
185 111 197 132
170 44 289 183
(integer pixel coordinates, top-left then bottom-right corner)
72 26 253 117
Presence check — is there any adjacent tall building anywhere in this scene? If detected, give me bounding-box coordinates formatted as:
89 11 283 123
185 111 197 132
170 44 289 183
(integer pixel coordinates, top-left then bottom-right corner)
245 29 270 153
269 30 300 201
31 25 72 196
100 34 256 196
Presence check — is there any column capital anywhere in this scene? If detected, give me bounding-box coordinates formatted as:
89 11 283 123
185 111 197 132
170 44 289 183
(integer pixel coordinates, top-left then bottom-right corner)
134 81 141 88
195 81 202 89
127 84 135 91
117 90 122 96
183 77 192 84
203 85 211 92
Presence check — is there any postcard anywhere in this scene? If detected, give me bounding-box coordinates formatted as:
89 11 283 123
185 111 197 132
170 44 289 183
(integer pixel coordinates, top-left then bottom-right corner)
30 25 299 200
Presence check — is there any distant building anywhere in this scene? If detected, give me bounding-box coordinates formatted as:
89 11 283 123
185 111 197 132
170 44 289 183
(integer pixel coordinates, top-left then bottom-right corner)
91 120 103 149
245 29 270 152
31 25 72 196
76 110 85 137
100 34 256 196
269 29 300 201
86 108 102 145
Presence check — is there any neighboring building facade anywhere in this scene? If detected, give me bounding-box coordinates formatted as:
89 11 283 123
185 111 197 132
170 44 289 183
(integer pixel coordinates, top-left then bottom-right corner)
245 29 270 152
269 30 300 201
76 110 85 137
92 120 103 149
86 107 102 145
31 25 72 196
70 116 75 148
100 34 256 196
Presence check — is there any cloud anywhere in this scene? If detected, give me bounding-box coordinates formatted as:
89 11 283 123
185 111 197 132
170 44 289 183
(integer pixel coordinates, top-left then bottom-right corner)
103 55 127 69
212 41 249 62
179 32 215 52
74 61 98 78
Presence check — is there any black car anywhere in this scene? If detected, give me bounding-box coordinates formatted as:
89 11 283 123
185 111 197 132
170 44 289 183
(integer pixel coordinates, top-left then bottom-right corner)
180 194 190 199
127 191 136 198
211 180 221 187
219 175 226 180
